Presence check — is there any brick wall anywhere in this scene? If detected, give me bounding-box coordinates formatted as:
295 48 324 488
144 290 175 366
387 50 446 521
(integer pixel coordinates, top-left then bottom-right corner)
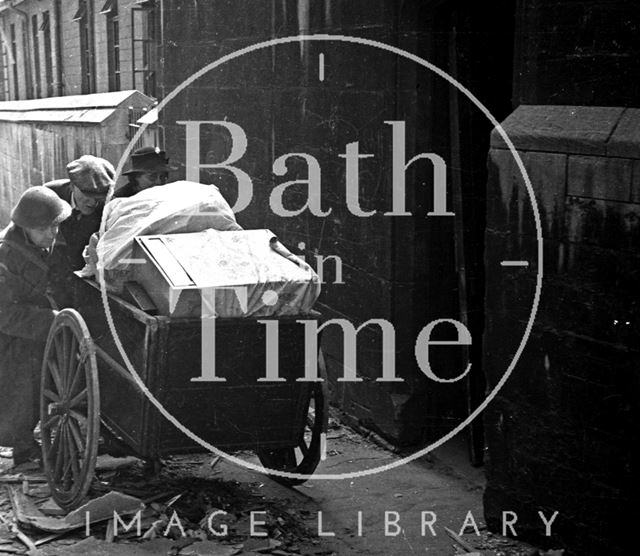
483 105 640 555
0 0 147 99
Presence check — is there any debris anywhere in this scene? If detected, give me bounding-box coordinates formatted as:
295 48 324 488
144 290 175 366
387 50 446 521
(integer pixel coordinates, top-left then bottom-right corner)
243 537 282 553
33 531 72 547
64 536 177 555
0 511 37 552
165 493 183 509
8 461 41 475
171 536 196 551
38 498 66 517
104 520 115 542
142 491 180 505
7 486 143 533
141 519 164 540
0 474 47 484
26 484 50 499
199 508 237 537
178 540 240 556
444 526 477 553
95 455 140 471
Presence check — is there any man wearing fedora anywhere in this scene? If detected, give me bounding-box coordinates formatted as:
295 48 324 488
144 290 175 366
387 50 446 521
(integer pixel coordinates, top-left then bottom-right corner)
0 187 71 470
114 146 172 198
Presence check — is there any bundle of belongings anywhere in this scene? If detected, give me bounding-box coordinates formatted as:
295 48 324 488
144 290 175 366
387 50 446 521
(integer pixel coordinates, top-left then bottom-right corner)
81 181 320 317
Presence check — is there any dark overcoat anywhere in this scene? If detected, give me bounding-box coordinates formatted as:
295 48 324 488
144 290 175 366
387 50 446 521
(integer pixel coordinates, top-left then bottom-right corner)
46 180 104 271
46 180 104 306
0 224 55 448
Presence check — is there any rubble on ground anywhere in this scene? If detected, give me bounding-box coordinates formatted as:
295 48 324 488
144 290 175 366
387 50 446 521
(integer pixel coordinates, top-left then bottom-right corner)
0 454 321 556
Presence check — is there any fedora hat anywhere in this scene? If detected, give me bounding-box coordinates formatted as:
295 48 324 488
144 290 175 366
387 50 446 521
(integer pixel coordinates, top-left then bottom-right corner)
123 146 172 175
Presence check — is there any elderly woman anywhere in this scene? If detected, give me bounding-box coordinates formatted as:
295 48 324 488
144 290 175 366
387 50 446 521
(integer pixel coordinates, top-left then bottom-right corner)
0 186 71 469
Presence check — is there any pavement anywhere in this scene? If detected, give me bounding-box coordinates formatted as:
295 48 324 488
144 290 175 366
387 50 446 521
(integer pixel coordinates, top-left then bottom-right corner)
186 424 539 556
0 422 545 555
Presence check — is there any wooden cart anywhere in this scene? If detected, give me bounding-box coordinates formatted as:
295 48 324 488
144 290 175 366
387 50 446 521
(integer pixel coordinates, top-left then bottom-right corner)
39 276 327 510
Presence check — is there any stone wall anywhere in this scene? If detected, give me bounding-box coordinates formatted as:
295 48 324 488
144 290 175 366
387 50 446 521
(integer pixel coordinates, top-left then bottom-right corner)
158 0 478 445
483 105 639 555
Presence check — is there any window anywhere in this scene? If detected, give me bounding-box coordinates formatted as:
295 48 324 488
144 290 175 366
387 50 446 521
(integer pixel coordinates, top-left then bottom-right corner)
32 15 41 98
10 24 18 99
0 41 9 101
0 25 12 100
41 11 54 97
75 0 96 94
103 0 120 91
21 20 33 99
131 0 157 97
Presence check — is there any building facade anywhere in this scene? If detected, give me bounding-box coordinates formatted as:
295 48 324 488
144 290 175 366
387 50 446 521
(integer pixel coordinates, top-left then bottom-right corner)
0 0 159 101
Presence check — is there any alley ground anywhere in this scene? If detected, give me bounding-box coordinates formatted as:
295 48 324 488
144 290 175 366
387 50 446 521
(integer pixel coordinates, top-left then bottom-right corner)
0 419 553 556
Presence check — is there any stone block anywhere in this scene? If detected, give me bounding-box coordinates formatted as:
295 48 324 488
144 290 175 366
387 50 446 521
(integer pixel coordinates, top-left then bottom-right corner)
633 160 640 203
607 108 640 158
564 197 640 252
490 105 625 155
483 309 639 555
567 155 633 202
487 148 566 241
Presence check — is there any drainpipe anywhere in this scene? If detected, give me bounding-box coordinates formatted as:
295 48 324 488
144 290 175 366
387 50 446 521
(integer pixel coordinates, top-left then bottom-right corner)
6 2 33 98
53 0 63 95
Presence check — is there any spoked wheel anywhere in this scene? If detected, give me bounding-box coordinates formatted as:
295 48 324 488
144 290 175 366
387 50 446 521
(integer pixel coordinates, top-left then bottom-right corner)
257 350 329 486
40 309 100 511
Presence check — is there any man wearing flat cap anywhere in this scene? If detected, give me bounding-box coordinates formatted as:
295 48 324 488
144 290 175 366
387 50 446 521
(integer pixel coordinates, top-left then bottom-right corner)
114 146 172 198
46 155 115 272
0 187 71 469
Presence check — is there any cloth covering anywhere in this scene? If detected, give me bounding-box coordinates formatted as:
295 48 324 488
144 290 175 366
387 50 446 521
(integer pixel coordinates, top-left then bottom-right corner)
82 181 242 291
0 224 56 450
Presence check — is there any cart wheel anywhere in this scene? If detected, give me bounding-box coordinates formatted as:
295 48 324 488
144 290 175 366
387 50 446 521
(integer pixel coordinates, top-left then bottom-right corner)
257 349 329 485
40 309 100 511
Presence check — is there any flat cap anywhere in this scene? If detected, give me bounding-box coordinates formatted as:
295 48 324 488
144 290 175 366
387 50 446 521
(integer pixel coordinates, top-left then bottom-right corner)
66 155 115 194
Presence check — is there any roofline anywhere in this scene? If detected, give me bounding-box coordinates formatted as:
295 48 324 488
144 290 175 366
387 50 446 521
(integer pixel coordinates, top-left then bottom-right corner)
0 90 154 112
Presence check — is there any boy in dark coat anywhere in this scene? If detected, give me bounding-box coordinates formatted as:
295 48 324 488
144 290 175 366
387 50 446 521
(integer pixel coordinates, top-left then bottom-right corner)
0 187 71 468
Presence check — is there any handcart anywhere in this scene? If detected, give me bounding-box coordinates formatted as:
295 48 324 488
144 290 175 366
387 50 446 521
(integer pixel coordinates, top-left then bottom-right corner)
39 273 328 511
